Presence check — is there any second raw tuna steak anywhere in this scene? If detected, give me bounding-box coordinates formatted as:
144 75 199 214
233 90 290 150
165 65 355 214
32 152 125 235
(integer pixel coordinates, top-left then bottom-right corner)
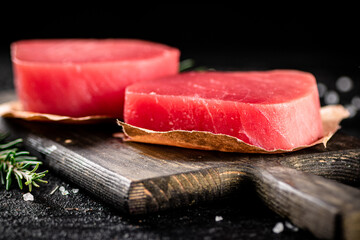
124 70 323 151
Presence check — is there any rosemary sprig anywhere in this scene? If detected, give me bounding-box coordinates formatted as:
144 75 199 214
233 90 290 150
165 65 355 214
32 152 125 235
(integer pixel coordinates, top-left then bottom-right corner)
0 132 48 191
179 58 209 72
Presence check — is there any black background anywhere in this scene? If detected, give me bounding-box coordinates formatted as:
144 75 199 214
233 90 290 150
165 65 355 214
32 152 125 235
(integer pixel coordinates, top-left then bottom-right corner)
0 3 358 61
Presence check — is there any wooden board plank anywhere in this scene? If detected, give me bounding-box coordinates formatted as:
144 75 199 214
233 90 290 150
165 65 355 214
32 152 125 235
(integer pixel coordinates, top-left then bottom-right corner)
1 117 360 210
1 91 360 239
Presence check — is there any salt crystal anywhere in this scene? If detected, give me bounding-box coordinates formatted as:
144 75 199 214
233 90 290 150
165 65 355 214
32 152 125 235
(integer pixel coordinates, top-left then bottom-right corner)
215 216 223 222
336 76 353 92
23 192 34 201
59 186 69 195
345 104 357 118
324 90 340 105
45 145 57 154
72 188 79 194
272 222 284 234
317 82 327 98
62 190 69 195
285 221 299 232
351 96 360 110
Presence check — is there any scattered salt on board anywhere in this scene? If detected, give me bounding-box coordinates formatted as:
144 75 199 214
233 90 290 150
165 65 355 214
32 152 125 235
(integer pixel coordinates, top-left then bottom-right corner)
272 222 284 234
23 192 34 201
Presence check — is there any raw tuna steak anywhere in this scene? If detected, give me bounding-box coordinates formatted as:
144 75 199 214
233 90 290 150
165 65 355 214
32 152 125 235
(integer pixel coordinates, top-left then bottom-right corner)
11 39 180 118
124 70 323 150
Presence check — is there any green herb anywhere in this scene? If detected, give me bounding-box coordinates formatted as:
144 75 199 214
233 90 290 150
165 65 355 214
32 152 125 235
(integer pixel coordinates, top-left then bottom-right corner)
179 58 209 72
0 132 48 191
179 59 196 72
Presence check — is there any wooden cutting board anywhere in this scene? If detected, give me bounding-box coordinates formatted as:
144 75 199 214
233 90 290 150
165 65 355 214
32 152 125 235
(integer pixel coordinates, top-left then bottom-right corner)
0 92 360 240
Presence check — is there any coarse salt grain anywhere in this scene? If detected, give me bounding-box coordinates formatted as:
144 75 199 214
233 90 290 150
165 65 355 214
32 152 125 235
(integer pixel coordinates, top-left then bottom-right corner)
59 186 69 195
72 188 79 194
23 192 34 201
215 216 223 222
336 76 353 92
272 222 284 234
345 104 357 118
352 96 360 110
317 82 327 98
324 90 340 105
285 221 299 232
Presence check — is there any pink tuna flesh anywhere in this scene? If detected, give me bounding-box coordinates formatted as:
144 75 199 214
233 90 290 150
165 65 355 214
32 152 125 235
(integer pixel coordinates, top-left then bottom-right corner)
124 70 323 151
11 39 180 118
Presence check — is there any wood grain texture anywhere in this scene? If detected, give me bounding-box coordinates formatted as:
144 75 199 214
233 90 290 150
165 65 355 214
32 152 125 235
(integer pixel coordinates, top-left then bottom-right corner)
252 164 360 240
1 91 360 239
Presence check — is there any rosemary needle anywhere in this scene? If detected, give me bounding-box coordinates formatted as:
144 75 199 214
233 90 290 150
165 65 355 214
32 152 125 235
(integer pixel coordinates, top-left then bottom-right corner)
179 58 209 72
0 132 48 191
179 59 195 72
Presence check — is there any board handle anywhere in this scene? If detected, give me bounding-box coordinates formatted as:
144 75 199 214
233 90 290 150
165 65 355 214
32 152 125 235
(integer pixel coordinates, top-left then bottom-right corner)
252 164 360 240
279 149 360 185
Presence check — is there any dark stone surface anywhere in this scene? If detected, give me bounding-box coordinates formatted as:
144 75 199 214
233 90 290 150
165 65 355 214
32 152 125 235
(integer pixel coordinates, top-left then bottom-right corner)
0 170 318 240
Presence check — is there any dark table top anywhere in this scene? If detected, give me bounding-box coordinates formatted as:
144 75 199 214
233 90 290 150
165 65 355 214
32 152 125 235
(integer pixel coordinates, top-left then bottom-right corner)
0 49 359 240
